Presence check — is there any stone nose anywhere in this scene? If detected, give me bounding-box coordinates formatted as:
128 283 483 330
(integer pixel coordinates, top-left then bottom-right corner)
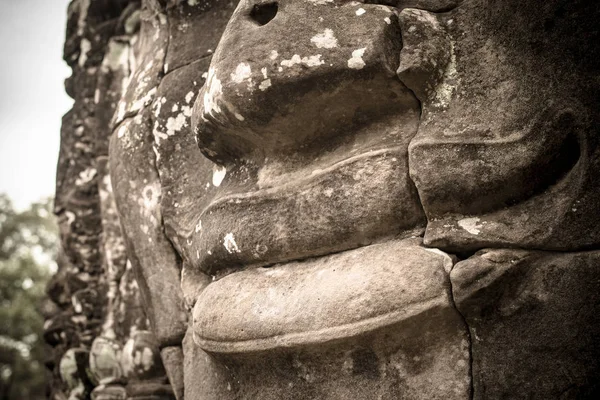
191 1 408 165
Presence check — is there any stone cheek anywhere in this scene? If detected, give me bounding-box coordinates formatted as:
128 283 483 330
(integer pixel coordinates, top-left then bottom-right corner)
451 250 600 399
407 0 600 253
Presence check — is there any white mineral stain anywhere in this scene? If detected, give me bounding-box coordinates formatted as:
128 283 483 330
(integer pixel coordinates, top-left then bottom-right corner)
78 38 91 67
261 67 268 79
306 0 333 4
153 121 169 144
152 144 161 162
165 113 187 136
270 50 279 60
101 40 130 73
65 211 76 225
231 63 252 84
75 168 97 186
185 91 195 103
117 125 127 138
311 29 338 49
182 105 193 117
153 98 163 117
72 298 83 313
143 60 154 73
141 182 161 211
223 233 241 254
281 54 303 67
281 54 325 68
203 68 223 117
171 104 179 112
188 0 199 5
347 48 366 69
458 217 483 235
132 87 157 112
259 79 272 91
433 40 458 108
234 113 245 121
384 17 391 24
141 347 154 370
356 8 366 16
76 0 91 34
212 165 227 187
195 220 202 233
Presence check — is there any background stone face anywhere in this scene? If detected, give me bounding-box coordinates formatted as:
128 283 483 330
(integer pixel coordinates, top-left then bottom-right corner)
47 1 176 399
47 0 600 399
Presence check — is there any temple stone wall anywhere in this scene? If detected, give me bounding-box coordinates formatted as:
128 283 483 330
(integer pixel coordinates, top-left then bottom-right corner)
46 0 600 399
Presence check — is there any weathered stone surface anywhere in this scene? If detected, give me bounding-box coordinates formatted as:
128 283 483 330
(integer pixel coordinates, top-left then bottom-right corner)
59 348 94 400
396 8 451 103
182 328 235 400
160 347 185 400
407 0 600 252
193 239 456 352
451 249 600 399
47 1 177 399
110 111 188 347
49 0 600 398
165 0 236 72
112 11 169 126
89 337 124 385
189 239 470 399
151 57 213 243
188 0 425 277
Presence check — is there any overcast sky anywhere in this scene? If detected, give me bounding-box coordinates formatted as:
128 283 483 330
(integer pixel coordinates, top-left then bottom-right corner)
0 0 73 210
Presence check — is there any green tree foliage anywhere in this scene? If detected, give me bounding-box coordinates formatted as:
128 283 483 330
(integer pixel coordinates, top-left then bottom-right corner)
0 194 58 400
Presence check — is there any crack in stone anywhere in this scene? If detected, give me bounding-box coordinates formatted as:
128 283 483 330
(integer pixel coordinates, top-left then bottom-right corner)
446 261 475 400
164 52 213 77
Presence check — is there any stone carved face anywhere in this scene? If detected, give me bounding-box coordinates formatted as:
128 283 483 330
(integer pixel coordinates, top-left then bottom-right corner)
181 0 597 343
109 0 600 398
187 0 430 351
175 1 465 398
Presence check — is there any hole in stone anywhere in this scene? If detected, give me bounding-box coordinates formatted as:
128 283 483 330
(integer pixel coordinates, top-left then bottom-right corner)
250 2 278 26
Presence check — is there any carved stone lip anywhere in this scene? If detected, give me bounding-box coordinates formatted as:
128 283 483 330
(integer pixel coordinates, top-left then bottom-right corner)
192 239 452 353
187 145 426 277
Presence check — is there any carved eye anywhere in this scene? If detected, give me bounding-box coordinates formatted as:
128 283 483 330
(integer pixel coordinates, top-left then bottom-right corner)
250 2 278 26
